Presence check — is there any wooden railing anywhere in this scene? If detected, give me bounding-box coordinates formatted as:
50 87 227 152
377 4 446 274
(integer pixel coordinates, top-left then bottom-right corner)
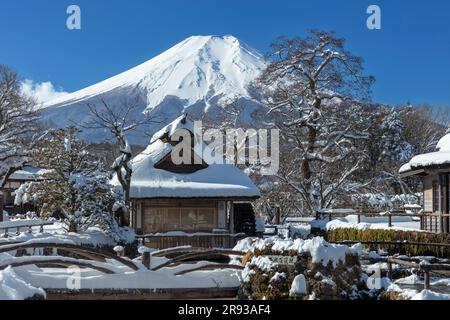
333 239 450 258
316 210 450 233
359 252 450 290
137 233 247 249
0 219 54 237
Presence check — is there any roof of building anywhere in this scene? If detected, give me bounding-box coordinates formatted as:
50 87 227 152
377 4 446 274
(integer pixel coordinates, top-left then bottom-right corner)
112 115 261 199
7 166 49 181
400 132 450 175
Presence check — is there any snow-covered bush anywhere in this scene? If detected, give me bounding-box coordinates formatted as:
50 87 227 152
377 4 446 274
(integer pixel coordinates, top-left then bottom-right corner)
326 228 450 258
349 193 422 211
378 108 412 162
15 126 130 241
236 237 369 300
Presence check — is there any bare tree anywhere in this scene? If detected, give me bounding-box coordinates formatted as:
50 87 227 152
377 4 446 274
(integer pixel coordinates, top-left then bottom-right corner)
0 65 39 188
400 105 448 155
258 31 375 214
83 99 155 224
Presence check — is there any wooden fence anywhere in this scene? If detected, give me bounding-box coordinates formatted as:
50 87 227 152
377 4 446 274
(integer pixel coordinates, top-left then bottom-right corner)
137 233 246 249
332 240 450 258
0 220 54 237
361 254 450 291
316 210 450 233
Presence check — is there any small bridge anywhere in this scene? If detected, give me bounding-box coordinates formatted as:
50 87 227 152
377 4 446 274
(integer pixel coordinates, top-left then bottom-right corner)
0 242 245 299
0 241 139 273
150 246 245 274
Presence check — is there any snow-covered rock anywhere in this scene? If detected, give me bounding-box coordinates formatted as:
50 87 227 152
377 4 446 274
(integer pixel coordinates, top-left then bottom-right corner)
289 274 307 297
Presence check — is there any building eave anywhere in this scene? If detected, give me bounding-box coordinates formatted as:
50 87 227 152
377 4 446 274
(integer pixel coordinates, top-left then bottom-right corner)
130 196 260 201
399 169 427 178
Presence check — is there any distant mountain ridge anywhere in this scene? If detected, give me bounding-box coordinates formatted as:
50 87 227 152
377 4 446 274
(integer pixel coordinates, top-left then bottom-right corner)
41 35 269 146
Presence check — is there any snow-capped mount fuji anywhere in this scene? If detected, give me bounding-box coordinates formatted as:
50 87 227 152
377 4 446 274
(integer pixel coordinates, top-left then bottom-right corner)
41 35 268 145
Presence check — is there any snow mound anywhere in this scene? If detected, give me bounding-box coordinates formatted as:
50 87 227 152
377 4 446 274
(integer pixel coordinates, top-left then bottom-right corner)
411 289 450 300
0 267 45 300
249 256 277 273
325 217 421 232
235 237 361 267
289 274 307 297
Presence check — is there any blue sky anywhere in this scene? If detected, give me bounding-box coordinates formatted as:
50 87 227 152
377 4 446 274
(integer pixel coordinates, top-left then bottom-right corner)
1 0 449 105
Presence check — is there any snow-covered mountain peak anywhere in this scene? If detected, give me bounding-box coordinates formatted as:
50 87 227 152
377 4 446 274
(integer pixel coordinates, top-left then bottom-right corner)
41 35 269 145
43 35 266 111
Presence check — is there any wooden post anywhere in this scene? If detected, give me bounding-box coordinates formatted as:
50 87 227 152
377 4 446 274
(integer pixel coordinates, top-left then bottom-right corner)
142 251 151 270
388 213 392 228
114 246 125 257
442 173 449 233
436 216 439 234
387 262 393 281
357 214 361 224
40 224 44 233
423 270 430 290
0 195 3 223
275 207 281 225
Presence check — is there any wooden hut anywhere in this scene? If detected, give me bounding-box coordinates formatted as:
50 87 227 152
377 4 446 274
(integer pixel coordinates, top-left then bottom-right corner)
113 115 260 248
400 133 450 233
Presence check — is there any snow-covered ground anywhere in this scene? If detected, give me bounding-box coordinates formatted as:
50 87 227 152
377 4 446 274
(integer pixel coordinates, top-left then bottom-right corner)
323 215 421 232
0 267 45 300
385 275 450 300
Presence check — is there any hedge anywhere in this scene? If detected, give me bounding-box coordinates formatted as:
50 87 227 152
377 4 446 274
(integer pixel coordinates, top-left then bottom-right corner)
325 228 450 258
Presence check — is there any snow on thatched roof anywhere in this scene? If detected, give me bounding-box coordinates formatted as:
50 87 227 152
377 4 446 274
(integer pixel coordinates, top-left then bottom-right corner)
8 167 49 181
400 133 450 174
113 115 260 199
